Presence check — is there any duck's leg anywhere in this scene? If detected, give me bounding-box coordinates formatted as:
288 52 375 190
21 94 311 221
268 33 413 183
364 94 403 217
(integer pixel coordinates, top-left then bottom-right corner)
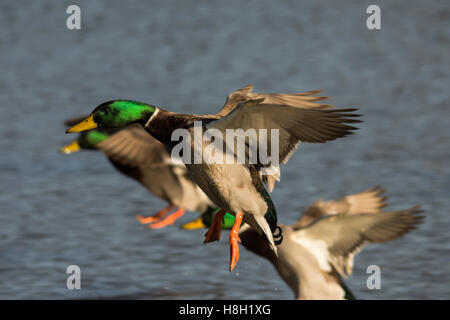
136 204 175 224
204 209 226 243
229 212 243 272
148 208 186 229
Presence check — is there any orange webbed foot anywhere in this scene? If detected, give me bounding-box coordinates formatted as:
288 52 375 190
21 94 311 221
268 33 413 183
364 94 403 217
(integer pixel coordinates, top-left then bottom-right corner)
148 208 186 229
204 209 226 243
229 212 243 272
136 204 175 224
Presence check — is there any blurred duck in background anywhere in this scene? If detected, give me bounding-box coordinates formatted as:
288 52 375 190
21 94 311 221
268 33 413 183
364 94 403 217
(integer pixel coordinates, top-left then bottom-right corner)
181 186 424 299
61 117 216 229
65 85 362 271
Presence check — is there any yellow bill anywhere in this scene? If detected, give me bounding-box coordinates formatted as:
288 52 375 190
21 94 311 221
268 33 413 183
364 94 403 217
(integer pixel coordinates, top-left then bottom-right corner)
180 217 205 230
66 114 97 133
60 141 81 154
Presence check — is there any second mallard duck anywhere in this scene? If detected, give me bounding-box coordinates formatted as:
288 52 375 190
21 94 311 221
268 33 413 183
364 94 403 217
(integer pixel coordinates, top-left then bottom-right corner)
182 187 424 299
61 118 215 228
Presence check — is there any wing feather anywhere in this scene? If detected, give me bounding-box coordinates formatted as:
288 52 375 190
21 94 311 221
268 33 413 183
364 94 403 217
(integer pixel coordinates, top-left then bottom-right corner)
293 206 424 276
295 186 388 228
207 99 361 190
96 124 169 167
217 85 333 117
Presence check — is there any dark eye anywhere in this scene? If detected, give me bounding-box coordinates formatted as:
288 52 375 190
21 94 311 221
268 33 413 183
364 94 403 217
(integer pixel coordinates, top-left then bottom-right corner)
102 106 111 113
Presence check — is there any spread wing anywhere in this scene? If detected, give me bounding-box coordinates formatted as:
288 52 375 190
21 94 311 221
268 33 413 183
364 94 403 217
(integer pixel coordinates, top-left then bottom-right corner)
217 85 332 117
292 206 424 276
96 124 171 167
207 98 361 191
295 186 388 228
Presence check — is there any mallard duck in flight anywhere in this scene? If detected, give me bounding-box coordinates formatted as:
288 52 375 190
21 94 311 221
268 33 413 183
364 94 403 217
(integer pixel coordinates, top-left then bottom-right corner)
61 118 215 228
66 85 362 271
182 186 424 299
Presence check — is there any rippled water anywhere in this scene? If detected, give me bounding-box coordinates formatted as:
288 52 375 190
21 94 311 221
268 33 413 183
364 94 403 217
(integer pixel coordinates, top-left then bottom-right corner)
0 0 449 299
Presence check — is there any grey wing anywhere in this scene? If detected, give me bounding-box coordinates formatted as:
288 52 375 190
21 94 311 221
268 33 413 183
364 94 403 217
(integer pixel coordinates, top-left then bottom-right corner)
208 99 361 190
295 186 388 228
292 206 424 276
217 85 332 117
96 124 170 167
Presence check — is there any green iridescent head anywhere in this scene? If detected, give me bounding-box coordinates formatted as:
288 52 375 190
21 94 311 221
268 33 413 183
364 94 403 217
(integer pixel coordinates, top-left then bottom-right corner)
180 208 237 230
66 100 156 133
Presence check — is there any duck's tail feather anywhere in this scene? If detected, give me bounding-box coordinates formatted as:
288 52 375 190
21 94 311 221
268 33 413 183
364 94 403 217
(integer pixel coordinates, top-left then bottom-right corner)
260 186 282 246
253 215 279 256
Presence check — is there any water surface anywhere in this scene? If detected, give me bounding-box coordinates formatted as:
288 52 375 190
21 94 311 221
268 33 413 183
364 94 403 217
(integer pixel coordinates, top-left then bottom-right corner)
0 0 448 299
